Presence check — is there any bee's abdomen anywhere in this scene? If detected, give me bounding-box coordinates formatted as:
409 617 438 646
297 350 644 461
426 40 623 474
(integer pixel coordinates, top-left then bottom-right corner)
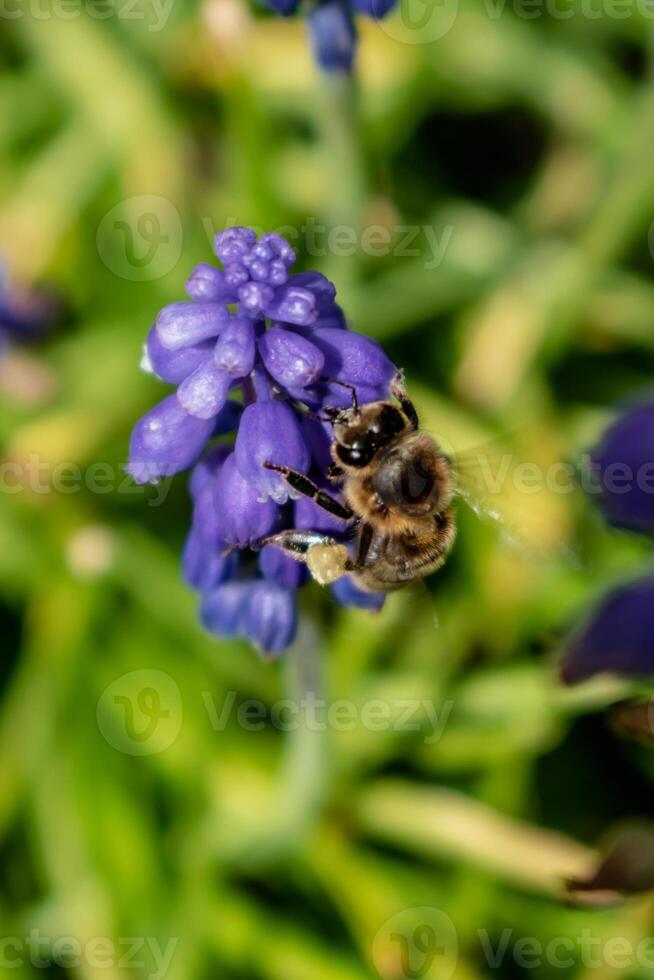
354 509 456 592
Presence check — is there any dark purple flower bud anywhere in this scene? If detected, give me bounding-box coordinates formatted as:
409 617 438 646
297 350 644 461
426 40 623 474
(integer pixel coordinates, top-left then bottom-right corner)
235 401 311 503
214 227 257 263
561 575 654 683
156 302 228 350
258 327 324 388
280 273 346 329
215 453 277 547
214 317 256 378
185 263 238 303
127 394 214 484
288 271 336 308
201 581 253 638
330 576 385 610
592 402 654 536
307 1 356 73
144 326 212 384
259 544 307 589
264 284 318 326
238 281 275 317
351 0 397 16
243 582 297 656
312 327 396 403
182 527 234 591
177 360 231 419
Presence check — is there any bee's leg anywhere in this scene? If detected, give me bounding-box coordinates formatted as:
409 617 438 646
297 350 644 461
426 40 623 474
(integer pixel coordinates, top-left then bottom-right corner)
352 522 374 570
391 369 419 431
263 462 353 521
260 530 351 585
320 377 359 412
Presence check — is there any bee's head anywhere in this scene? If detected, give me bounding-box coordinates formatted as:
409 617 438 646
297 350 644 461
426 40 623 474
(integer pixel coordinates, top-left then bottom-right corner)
330 401 407 470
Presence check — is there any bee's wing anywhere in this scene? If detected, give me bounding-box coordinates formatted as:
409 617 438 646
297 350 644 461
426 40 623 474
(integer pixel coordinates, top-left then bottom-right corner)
449 427 579 562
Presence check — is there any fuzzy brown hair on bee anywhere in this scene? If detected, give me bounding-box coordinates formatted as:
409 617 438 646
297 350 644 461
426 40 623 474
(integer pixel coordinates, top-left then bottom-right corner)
260 371 457 595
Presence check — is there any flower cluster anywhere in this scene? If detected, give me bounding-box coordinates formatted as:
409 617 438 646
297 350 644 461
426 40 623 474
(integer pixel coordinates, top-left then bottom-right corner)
562 400 654 682
128 227 394 655
260 0 398 72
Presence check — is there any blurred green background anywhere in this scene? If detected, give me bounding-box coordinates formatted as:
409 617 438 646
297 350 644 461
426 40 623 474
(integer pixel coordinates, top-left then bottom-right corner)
2 1 654 978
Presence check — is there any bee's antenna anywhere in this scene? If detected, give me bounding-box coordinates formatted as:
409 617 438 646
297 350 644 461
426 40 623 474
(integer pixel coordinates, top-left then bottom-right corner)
320 377 359 413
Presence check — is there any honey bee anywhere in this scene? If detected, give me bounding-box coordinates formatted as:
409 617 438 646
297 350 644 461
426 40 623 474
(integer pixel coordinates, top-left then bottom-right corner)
261 371 457 594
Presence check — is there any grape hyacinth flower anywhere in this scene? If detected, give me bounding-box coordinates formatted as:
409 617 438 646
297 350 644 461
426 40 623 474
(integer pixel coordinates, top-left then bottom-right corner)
259 0 398 73
562 400 654 683
128 226 394 656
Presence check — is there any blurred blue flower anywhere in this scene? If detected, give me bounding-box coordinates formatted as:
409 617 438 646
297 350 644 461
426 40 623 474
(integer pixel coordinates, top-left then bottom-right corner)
562 576 654 683
562 400 654 682
128 226 395 655
592 401 654 536
259 0 398 72
0 266 58 350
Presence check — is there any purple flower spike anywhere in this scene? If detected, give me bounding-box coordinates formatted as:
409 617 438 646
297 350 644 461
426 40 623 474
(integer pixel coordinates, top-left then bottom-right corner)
156 302 228 350
592 402 654 536
243 582 297 656
215 453 278 548
562 576 654 683
259 328 324 388
214 317 256 378
127 394 214 484
144 326 212 384
186 264 237 303
308 1 357 73
128 225 399 656
177 360 231 419
235 401 311 503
